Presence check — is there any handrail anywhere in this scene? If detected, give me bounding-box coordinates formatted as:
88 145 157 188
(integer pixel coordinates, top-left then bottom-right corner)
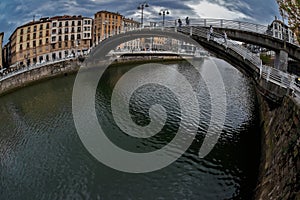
150 18 299 46
176 25 298 101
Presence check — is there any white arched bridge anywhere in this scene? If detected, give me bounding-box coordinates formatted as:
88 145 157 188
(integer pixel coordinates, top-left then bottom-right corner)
1 18 300 103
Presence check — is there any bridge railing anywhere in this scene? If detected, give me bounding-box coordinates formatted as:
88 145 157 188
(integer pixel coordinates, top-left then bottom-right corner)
175 25 298 100
178 26 262 67
260 65 295 89
292 81 300 99
161 18 299 46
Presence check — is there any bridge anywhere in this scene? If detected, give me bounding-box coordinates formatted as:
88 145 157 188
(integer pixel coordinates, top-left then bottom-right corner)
1 18 300 103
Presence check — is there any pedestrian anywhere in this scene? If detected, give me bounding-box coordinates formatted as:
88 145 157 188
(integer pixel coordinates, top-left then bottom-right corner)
223 31 227 44
207 25 214 41
185 17 190 26
178 18 182 27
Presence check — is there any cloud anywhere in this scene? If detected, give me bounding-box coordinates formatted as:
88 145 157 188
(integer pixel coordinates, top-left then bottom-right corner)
0 0 280 43
186 0 252 20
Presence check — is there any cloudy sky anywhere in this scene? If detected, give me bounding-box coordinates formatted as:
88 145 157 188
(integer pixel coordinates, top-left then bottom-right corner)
0 0 280 43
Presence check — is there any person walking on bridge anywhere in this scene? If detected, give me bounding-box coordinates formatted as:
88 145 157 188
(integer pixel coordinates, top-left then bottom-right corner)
178 18 182 27
207 25 213 41
223 31 227 47
185 17 190 26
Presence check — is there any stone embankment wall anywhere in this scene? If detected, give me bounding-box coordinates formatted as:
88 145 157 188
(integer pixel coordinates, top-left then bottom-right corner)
255 94 300 200
0 59 80 96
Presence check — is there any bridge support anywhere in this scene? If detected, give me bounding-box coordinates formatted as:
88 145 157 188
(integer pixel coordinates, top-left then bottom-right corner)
274 50 288 72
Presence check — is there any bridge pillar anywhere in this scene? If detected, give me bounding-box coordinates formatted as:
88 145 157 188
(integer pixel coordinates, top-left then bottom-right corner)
274 49 288 72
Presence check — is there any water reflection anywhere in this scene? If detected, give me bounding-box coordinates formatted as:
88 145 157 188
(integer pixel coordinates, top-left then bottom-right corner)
0 57 260 199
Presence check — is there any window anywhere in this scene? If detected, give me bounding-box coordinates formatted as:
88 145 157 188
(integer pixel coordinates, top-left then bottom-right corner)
33 26 37 32
39 31 43 37
46 30 49 36
52 29 57 34
77 27 81 32
78 21 81 26
33 40 36 47
58 29 62 34
65 21 69 26
65 35 69 40
40 24 43 30
27 27 31 33
27 42 30 48
71 27 75 33
46 23 49 29
58 36 62 42
20 36 23 42
71 35 75 40
59 22 62 27
39 39 42 45
33 33 36 39
65 28 69 33
77 34 81 39
20 29 24 35
72 21 75 26
19 44 23 50
27 34 30 40
52 36 56 42
53 22 57 27
46 38 49 44
58 42 62 48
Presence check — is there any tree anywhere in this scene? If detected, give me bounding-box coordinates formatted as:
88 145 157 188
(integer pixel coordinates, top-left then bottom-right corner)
276 0 300 43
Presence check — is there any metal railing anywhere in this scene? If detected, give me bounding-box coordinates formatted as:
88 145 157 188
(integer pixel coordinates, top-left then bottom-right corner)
151 18 299 46
175 25 298 101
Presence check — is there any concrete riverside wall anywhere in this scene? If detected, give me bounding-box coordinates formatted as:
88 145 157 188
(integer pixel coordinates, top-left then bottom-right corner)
0 59 80 96
255 94 300 200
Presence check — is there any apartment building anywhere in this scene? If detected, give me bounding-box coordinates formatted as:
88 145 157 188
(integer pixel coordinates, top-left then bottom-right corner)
120 18 140 50
94 11 123 45
0 32 3 69
8 17 52 67
50 15 93 59
6 15 93 67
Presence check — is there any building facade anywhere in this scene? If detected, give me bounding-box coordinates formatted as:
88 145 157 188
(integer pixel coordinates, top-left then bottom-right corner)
6 15 93 67
268 19 297 44
120 18 140 50
50 15 93 60
94 11 123 45
0 32 3 69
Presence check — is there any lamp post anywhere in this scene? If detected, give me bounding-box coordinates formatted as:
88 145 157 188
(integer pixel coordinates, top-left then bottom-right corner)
137 2 149 27
280 8 287 49
159 9 170 27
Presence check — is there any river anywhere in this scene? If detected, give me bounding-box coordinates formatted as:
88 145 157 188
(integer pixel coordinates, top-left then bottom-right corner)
0 57 260 199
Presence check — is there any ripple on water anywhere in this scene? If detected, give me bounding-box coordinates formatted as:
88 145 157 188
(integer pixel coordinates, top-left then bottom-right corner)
0 59 260 199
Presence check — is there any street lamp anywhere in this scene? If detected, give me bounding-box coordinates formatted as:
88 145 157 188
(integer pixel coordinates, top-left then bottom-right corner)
137 2 149 27
280 8 287 49
159 9 170 27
